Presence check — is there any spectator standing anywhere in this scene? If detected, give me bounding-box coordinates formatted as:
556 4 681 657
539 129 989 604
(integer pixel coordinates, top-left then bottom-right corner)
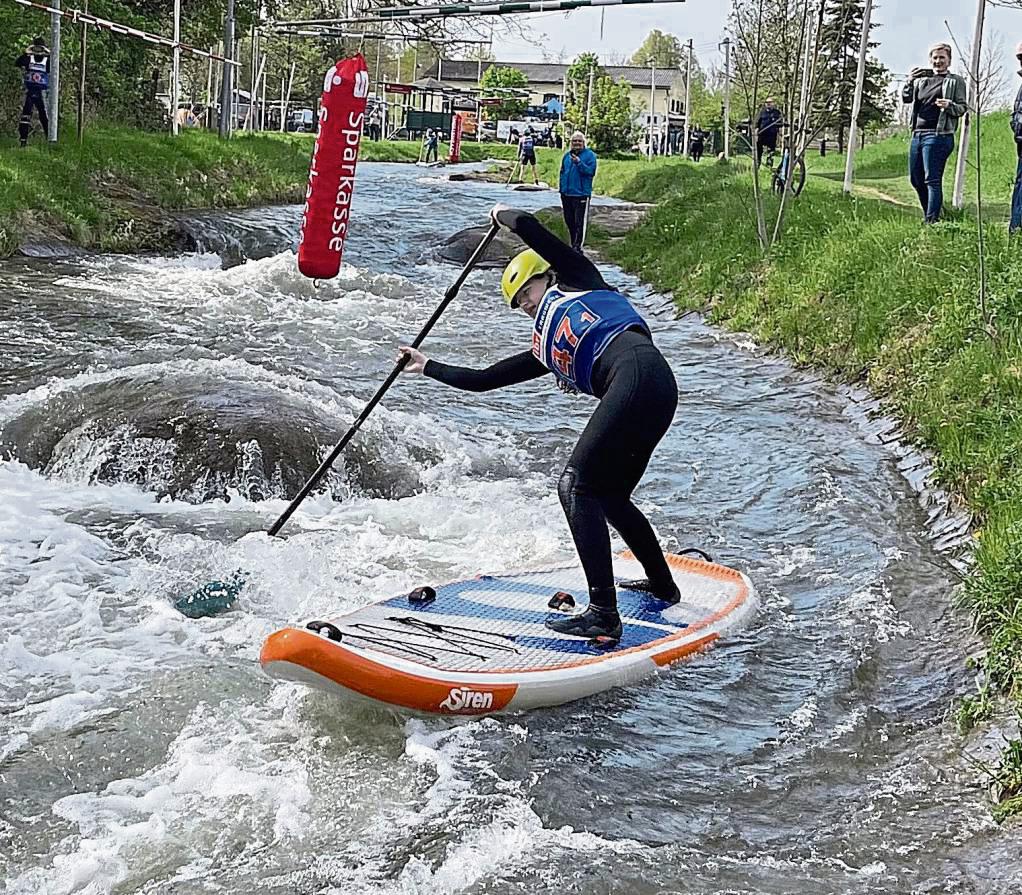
901 42 967 223
15 39 50 147
689 125 705 162
559 130 597 251
755 98 782 166
1010 40 1022 234
368 107 382 141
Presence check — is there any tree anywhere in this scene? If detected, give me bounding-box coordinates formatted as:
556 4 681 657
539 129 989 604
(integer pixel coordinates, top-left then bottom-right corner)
479 65 529 121
630 30 683 69
564 53 635 151
815 0 892 151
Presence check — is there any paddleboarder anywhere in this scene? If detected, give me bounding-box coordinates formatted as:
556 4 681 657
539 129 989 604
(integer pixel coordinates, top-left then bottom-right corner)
398 206 679 641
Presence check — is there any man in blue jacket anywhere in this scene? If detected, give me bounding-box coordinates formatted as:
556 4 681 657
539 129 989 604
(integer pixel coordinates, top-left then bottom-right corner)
559 131 598 251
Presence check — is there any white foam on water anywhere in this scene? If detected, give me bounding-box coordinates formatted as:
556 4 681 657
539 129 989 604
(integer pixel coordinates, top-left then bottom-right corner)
4 695 314 895
312 718 644 895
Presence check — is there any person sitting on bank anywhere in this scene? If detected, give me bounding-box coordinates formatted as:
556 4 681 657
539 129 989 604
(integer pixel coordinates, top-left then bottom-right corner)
398 206 679 642
902 42 967 224
15 39 50 147
559 131 598 252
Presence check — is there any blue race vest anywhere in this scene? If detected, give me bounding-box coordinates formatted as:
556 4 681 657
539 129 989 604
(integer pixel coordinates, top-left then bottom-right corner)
531 287 650 395
24 56 49 89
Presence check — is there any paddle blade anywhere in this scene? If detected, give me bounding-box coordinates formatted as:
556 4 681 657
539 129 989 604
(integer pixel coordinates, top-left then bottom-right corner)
174 570 247 619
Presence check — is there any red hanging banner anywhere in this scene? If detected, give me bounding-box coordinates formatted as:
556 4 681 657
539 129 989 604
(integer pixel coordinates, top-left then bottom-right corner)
297 54 369 280
449 112 464 163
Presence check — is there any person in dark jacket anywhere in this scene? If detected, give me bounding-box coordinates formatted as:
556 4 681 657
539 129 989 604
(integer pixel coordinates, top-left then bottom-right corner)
689 125 706 162
398 206 679 642
755 98 781 166
1010 41 1022 233
15 39 50 147
902 42 968 223
558 131 598 251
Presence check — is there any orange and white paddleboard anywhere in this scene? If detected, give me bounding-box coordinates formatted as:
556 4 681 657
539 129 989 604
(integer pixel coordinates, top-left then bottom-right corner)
260 551 757 715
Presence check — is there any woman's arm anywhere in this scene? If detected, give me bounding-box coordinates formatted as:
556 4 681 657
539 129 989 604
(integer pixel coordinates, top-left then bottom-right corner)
423 350 549 392
946 76 968 119
495 208 606 291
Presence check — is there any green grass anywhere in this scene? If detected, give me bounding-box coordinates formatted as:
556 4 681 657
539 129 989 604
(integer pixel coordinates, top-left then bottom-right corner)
581 128 1022 814
0 126 315 254
808 111 1019 218
0 128 556 255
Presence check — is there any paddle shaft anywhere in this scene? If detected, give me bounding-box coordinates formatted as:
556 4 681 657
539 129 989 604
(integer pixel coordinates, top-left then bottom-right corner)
268 222 501 537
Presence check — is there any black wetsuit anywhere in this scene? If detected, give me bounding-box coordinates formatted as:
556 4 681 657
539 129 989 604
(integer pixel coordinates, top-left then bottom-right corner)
424 211 679 622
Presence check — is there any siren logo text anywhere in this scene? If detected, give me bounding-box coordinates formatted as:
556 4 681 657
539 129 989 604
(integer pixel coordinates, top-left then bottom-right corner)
439 687 494 712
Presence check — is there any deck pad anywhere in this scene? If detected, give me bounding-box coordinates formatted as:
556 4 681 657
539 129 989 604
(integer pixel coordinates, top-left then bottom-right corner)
260 552 756 715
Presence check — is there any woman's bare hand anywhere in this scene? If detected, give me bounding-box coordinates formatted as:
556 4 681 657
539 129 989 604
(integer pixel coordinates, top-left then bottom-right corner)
397 346 428 374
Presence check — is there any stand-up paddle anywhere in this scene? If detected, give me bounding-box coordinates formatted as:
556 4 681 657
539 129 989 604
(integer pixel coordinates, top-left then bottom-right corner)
174 223 501 618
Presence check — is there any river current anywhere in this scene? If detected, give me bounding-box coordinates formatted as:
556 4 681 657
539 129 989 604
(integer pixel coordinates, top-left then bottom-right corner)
1 163 1019 894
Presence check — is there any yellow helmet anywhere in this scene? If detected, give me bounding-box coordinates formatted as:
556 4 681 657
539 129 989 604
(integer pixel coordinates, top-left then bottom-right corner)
500 249 550 307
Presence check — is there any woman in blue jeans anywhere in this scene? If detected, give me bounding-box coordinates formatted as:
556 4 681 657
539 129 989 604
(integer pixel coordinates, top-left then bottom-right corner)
901 43 967 223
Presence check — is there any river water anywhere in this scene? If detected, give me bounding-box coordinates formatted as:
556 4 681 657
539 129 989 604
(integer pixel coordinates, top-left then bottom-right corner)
1 163 1019 894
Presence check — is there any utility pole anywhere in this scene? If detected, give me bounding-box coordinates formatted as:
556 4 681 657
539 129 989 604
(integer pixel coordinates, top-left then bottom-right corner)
585 64 595 134
48 0 61 142
76 0 88 141
171 0 181 134
218 0 235 138
249 21 257 130
953 0 986 209
720 36 731 160
842 0 874 194
648 58 655 159
795 2 815 153
683 37 693 158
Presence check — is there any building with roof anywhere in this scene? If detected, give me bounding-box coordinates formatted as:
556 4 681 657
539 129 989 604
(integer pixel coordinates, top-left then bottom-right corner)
424 58 686 128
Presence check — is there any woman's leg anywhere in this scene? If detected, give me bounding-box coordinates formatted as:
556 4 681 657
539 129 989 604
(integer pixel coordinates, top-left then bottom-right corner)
1011 153 1022 234
922 134 954 222
908 134 927 214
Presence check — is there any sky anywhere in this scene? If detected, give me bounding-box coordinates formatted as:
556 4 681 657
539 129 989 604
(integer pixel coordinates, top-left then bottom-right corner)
491 0 1022 96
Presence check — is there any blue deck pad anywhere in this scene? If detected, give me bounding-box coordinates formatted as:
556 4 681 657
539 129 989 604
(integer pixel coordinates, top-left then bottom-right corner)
380 575 689 654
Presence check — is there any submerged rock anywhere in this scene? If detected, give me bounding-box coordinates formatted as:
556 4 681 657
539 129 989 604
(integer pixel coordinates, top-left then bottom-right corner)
435 225 526 268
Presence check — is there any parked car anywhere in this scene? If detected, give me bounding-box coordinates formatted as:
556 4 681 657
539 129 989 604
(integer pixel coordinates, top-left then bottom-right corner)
286 109 316 133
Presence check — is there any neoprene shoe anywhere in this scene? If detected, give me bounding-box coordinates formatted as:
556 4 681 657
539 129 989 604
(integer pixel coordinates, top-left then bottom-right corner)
545 606 622 640
618 578 681 604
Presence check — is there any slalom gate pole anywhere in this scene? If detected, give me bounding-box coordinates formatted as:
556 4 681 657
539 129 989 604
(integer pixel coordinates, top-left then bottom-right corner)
267 221 501 537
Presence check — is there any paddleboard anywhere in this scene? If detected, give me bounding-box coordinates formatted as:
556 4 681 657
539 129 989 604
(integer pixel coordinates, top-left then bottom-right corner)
510 181 550 191
260 551 756 715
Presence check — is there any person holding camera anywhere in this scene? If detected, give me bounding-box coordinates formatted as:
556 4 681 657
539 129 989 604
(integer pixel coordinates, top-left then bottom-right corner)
559 131 598 252
14 39 50 147
901 43 967 223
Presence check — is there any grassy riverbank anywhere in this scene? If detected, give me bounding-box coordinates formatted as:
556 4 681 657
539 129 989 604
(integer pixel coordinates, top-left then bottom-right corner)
0 125 536 256
587 136 1022 815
